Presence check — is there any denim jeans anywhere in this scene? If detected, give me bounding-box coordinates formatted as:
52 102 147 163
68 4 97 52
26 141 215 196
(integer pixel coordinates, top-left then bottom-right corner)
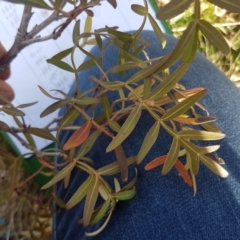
54 31 240 240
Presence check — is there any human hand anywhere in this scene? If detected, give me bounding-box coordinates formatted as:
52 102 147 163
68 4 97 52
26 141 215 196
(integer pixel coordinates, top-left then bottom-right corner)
0 42 14 104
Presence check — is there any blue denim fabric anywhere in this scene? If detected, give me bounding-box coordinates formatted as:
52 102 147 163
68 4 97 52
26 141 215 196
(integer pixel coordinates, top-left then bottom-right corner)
54 31 240 240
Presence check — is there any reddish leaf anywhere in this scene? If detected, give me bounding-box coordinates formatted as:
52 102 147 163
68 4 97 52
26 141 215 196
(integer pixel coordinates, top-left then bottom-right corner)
174 159 193 186
63 121 91 150
144 155 167 170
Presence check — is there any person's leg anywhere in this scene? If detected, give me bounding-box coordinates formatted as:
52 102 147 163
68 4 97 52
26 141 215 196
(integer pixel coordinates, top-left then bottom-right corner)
54 30 240 240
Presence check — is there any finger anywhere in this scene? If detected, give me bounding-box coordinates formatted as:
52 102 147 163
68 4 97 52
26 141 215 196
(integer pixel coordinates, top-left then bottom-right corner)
0 80 14 104
0 42 11 80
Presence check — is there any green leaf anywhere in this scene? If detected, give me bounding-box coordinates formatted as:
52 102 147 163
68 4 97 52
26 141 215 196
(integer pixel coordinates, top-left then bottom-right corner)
170 21 197 60
178 130 225 141
47 59 74 72
131 4 148 16
137 121 160 164
72 19 81 44
111 62 139 73
147 63 190 100
127 61 162 84
72 97 99 105
84 16 92 34
156 0 193 20
208 0 240 13
97 157 136 176
95 33 103 51
5 0 52 9
106 104 142 152
198 20 230 55
106 26 133 41
162 89 207 121
148 13 166 48
77 58 101 72
198 145 220 155
182 23 198 62
38 85 61 100
112 188 136 201
66 175 93 209
41 162 75 189
90 76 125 90
200 154 228 178
101 94 111 120
26 127 58 142
77 130 101 158
51 89 70 99
40 99 70 118
108 121 121 133
51 47 74 60
188 152 199 175
1 107 25 116
90 198 111 225
162 138 180 175
83 176 99 227
16 101 38 108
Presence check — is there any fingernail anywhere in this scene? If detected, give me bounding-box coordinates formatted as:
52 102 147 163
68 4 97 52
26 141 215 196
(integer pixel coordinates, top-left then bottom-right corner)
0 91 13 103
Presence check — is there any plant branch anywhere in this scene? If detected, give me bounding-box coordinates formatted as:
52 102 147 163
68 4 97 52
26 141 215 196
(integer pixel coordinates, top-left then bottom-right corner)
0 0 98 73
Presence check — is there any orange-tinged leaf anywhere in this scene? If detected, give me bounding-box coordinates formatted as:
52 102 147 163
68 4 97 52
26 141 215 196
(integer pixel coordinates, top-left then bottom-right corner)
63 121 91 150
38 158 54 169
144 155 167 170
83 176 99 227
174 116 216 125
174 159 193 186
174 117 199 125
